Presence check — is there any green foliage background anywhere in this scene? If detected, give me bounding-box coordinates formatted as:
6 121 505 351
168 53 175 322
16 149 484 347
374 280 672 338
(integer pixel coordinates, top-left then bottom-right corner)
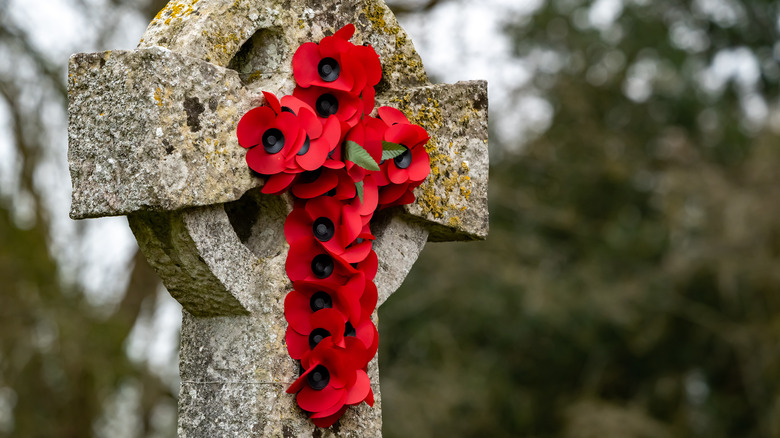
381 1 780 437
3 0 780 436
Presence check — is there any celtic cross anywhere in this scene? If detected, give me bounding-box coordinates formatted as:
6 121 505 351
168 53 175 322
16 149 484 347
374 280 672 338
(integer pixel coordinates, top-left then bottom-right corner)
67 0 488 435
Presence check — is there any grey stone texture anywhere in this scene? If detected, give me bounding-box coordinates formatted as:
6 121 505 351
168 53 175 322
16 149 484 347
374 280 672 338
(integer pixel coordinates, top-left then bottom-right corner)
67 0 489 436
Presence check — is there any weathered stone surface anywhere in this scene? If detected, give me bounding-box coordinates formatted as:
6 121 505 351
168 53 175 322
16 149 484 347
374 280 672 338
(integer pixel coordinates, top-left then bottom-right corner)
67 0 489 436
379 81 489 241
68 47 257 219
177 310 382 437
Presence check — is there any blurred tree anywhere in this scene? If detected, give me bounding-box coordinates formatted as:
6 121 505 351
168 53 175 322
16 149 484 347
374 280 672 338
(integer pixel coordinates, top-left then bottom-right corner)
381 1 780 437
0 0 173 437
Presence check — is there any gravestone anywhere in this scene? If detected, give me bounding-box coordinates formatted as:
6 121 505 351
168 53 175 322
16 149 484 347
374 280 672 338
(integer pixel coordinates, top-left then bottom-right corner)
67 0 488 436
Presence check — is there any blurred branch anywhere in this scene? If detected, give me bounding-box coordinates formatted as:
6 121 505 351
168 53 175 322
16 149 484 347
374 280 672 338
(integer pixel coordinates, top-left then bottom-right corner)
0 23 67 99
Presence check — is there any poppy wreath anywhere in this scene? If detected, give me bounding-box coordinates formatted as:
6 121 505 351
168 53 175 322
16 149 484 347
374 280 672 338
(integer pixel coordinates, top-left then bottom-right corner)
235 24 431 427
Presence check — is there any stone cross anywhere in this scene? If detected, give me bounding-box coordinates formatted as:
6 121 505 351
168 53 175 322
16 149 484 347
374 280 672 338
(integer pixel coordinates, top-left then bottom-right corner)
67 0 488 436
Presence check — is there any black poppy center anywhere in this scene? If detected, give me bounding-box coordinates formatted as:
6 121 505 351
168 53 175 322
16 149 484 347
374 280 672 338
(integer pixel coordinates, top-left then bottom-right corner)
309 291 333 312
312 217 335 242
307 365 330 391
344 322 356 338
262 128 285 154
300 168 322 184
297 135 311 156
318 57 340 82
308 328 331 349
394 145 412 169
315 94 339 117
281 106 295 114
311 254 334 279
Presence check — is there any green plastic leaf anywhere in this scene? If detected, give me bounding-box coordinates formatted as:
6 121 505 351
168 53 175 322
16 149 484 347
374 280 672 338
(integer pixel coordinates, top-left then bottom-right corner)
355 180 364 204
382 141 407 161
345 140 380 171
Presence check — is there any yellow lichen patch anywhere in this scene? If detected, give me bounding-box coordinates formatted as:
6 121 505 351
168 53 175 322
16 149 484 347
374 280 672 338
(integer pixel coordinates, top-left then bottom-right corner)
153 1 198 26
200 29 245 63
362 2 398 35
154 87 163 106
448 216 461 228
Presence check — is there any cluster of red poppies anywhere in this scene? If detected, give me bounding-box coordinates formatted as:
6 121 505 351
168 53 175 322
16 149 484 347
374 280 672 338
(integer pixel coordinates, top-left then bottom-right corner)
236 24 431 427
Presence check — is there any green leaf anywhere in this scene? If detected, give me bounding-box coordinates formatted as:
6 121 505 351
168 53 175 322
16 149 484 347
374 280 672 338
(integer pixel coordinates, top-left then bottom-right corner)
382 141 408 161
355 180 364 204
345 140 380 171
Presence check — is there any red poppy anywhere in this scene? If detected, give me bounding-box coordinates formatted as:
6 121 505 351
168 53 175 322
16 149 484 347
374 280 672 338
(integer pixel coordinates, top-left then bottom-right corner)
293 85 364 131
284 274 366 334
380 123 430 185
284 196 371 263
285 308 347 360
286 237 358 283
292 24 381 96
287 337 374 427
237 107 305 175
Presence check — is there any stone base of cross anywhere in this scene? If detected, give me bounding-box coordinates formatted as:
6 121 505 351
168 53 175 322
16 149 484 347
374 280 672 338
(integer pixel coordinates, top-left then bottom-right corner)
68 0 488 436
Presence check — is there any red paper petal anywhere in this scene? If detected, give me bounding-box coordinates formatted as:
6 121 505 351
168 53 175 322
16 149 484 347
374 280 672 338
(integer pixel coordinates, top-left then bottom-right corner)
340 204 362 247
355 319 378 362
311 406 348 428
377 106 410 126
407 146 431 182
237 106 276 148
361 85 376 116
262 91 282 115
285 326 310 360
321 116 342 152
339 240 372 264
360 280 378 320
378 182 408 205
284 289 312 333
365 387 375 407
298 384 343 413
246 145 286 175
356 250 378 281
387 161 408 185
382 189 416 209
344 369 371 405
306 195 343 223
297 105 324 138
285 240 317 281
292 42 322 88
296 138 330 171
280 95 316 117
353 45 382 87
261 172 297 195
287 367 313 394
292 169 339 199
334 23 356 41
310 395 348 419
285 208 314 246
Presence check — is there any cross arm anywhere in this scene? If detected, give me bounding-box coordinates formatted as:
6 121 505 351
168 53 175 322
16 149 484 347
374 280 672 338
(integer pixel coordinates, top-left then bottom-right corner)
68 46 258 219
377 80 489 242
